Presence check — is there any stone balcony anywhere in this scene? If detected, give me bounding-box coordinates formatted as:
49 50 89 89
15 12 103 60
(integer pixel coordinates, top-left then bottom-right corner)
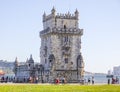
40 27 83 36
62 42 71 48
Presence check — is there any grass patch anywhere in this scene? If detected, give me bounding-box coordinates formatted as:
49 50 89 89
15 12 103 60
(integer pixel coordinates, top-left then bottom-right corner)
0 84 120 92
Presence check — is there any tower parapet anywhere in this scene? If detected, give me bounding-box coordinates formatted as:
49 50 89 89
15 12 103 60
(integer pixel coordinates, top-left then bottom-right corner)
55 12 78 20
43 9 79 22
42 7 79 30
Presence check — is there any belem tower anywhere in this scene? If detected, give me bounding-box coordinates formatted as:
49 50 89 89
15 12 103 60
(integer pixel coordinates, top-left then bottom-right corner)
40 7 84 83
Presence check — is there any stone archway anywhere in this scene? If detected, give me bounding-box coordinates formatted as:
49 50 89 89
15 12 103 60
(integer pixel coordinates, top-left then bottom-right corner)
77 54 84 68
48 54 55 70
76 54 84 80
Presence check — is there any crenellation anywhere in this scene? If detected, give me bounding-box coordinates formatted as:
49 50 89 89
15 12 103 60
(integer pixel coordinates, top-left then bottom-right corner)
43 11 78 23
56 13 77 19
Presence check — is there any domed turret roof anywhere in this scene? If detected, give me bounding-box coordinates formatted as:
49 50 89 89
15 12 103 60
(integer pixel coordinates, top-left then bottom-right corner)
51 6 56 14
15 57 18 63
28 54 34 63
75 9 79 14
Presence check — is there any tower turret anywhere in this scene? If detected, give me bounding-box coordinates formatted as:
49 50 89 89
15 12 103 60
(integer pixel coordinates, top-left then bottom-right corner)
75 9 79 20
51 7 56 15
14 57 18 67
43 12 46 22
28 54 34 69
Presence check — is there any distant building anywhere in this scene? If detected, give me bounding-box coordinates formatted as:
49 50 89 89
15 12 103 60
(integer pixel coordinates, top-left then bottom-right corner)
40 7 84 83
113 66 120 76
0 70 5 75
0 60 14 74
108 70 112 75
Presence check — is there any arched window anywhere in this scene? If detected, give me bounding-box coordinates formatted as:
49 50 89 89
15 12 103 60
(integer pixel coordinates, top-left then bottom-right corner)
44 46 47 56
29 64 31 67
64 36 68 42
65 58 68 64
48 54 55 69
64 25 66 29
45 59 47 64
77 54 84 68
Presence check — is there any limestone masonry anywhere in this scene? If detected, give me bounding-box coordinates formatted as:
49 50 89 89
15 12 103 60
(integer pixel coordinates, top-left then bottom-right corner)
40 7 84 83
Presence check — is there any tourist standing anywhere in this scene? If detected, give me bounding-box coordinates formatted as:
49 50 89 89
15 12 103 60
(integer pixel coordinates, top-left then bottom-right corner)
108 79 110 85
55 78 60 84
88 78 90 84
92 76 94 84
36 77 38 83
62 77 65 84
116 77 119 84
29 77 32 83
112 77 115 84
23 77 26 83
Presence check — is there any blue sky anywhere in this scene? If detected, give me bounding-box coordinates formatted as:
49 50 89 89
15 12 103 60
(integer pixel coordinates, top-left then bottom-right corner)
0 0 120 73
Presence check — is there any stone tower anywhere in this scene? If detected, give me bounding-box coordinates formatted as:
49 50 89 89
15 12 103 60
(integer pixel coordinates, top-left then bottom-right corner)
40 7 84 83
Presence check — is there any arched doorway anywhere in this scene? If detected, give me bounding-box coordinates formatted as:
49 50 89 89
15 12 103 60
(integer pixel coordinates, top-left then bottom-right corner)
76 54 84 80
48 54 55 70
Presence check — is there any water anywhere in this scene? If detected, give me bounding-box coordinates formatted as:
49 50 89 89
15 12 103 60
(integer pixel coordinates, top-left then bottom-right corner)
84 74 108 84
84 73 120 84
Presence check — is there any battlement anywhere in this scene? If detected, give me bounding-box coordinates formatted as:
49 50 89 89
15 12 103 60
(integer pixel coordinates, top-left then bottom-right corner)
43 7 79 22
56 12 77 19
